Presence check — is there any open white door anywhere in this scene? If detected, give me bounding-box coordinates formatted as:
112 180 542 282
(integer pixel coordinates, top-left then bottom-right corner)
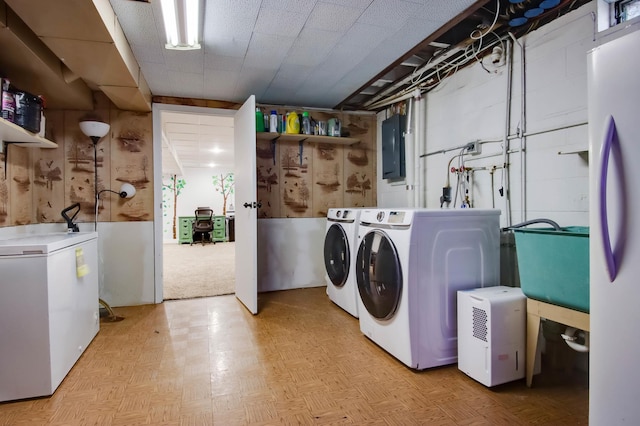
233 95 258 314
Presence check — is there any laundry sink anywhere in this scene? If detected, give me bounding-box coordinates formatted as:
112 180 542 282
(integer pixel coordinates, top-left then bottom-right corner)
513 226 589 313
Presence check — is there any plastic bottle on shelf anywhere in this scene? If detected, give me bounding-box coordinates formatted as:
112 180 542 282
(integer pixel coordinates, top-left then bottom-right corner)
269 110 278 133
286 111 300 134
255 108 264 132
302 111 311 135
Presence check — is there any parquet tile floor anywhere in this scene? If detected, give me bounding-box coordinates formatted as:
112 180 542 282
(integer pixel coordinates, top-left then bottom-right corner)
0 287 588 425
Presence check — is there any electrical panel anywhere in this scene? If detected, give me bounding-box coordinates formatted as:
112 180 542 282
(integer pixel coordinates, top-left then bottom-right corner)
381 114 405 179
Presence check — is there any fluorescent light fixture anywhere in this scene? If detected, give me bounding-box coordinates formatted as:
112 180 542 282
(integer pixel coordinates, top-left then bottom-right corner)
209 147 223 154
160 0 201 50
208 163 216 168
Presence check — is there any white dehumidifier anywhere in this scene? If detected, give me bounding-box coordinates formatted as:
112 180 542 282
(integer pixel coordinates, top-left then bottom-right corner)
457 286 526 387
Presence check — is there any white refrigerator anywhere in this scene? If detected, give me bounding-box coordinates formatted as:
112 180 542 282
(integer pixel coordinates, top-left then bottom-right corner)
588 27 640 424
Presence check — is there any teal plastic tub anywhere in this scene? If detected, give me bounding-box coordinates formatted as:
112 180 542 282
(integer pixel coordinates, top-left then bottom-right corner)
513 226 589 313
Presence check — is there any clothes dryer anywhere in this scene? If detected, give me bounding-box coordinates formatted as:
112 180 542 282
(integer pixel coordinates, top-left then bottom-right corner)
355 208 500 369
323 208 361 317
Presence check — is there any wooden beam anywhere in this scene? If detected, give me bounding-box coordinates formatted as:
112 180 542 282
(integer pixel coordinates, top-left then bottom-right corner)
151 96 243 110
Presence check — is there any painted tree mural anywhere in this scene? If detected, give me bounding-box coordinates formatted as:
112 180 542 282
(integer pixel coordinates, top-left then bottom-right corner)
212 173 234 215
162 175 186 239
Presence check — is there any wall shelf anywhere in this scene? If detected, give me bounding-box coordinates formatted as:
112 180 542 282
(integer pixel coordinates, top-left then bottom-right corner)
557 147 588 155
256 131 359 146
0 117 57 148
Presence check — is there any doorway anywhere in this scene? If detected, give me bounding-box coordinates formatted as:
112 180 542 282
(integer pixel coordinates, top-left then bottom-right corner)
152 104 237 302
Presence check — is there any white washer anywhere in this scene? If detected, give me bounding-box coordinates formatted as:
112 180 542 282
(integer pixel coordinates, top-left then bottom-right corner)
355 208 500 370
324 208 361 317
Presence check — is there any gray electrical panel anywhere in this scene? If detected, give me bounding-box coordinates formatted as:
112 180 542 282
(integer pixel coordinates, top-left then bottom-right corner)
382 114 405 179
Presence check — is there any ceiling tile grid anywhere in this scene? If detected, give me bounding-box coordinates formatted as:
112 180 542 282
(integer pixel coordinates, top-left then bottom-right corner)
357 0 422 28
305 2 364 33
205 55 244 72
253 8 307 38
203 69 239 100
243 33 296 70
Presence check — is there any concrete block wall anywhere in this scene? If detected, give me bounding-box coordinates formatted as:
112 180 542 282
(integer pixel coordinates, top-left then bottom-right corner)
378 2 596 229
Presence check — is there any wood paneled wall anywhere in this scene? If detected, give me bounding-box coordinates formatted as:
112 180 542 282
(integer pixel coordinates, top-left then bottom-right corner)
257 107 377 219
0 93 153 228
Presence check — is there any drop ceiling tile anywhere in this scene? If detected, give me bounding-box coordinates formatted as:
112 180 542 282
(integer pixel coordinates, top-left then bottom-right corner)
205 55 244 72
306 2 362 33
285 28 341 67
339 22 394 49
206 36 251 58
130 42 165 65
163 50 205 74
244 33 295 69
139 62 172 93
320 0 373 9
270 63 313 90
167 70 204 98
357 0 421 29
254 7 307 37
233 67 276 100
110 0 159 46
207 0 262 20
203 69 240 99
262 0 318 15
204 15 256 42
412 0 476 22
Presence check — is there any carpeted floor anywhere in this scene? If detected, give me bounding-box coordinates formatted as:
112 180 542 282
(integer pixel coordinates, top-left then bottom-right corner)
162 241 235 300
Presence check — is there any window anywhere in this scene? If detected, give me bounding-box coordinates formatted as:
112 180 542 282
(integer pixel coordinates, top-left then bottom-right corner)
615 0 640 23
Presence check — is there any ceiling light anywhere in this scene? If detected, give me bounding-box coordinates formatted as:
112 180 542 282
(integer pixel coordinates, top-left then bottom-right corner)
208 163 216 168
210 147 223 154
160 0 202 50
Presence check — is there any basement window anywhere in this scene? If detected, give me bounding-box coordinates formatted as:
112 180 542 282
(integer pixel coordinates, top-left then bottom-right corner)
614 0 640 23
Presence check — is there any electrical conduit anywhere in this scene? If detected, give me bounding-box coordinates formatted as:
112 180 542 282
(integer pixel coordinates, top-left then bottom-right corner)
405 98 415 207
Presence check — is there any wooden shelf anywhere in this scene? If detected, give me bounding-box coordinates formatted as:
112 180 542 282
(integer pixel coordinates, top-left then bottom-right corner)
0 117 57 148
256 131 359 146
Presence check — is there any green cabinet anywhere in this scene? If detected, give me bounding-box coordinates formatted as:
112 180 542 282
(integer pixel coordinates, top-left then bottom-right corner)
178 216 195 244
212 216 226 242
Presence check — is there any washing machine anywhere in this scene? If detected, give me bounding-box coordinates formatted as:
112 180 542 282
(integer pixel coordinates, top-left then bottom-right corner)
355 208 501 369
323 208 361 317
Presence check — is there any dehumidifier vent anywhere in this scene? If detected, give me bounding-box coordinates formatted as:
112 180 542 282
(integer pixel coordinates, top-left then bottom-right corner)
472 306 488 342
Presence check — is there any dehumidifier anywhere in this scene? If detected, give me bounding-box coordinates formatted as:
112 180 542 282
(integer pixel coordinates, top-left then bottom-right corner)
457 286 526 387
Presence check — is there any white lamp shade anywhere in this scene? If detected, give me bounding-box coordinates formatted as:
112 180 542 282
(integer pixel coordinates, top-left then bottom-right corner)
119 183 136 198
79 121 110 138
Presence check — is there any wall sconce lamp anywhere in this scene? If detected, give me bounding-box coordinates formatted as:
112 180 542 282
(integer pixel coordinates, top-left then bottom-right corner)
160 0 202 50
97 183 137 200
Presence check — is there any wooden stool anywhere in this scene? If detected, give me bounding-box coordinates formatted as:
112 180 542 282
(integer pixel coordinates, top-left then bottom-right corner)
526 298 590 387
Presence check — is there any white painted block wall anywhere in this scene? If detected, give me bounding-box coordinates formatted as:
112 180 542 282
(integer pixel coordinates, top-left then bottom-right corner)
378 2 595 229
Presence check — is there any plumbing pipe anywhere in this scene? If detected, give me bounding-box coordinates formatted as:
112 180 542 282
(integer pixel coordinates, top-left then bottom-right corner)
421 121 588 158
417 95 427 207
509 32 526 224
502 37 514 227
405 98 415 207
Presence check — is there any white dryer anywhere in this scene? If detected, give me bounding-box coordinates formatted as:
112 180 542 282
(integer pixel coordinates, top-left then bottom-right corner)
323 208 361 317
355 208 500 369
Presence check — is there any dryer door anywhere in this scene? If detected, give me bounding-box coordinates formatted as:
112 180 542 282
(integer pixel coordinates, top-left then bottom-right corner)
356 229 402 320
324 224 350 287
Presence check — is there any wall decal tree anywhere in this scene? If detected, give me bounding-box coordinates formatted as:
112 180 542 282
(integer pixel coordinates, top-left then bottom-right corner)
162 175 186 239
212 173 234 215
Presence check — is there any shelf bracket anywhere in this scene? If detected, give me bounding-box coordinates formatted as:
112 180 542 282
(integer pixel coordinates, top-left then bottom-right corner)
298 141 304 166
271 140 277 165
